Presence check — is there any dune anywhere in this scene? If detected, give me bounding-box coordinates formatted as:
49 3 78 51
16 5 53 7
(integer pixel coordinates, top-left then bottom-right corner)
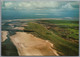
10 32 59 56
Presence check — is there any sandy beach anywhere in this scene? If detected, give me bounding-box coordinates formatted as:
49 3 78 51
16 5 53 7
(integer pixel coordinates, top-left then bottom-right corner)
1 31 8 42
10 32 59 56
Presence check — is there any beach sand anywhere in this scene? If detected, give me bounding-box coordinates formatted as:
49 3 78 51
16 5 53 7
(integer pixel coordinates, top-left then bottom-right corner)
10 32 59 56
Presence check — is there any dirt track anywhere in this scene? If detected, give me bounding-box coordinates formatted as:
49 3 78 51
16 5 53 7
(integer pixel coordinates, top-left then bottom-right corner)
10 32 59 56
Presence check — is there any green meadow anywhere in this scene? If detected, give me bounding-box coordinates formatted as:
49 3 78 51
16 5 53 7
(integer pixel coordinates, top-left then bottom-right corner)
24 20 79 56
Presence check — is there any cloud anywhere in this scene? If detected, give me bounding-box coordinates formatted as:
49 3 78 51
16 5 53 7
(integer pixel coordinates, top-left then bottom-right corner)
2 1 79 18
62 2 79 9
70 2 79 9
62 3 73 9
5 2 12 7
2 1 79 10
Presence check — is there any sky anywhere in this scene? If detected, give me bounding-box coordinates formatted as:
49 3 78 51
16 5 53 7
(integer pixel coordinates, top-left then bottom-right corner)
1 1 79 20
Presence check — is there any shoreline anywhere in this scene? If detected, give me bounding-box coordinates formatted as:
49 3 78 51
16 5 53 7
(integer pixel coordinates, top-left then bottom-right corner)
10 32 59 56
2 18 65 22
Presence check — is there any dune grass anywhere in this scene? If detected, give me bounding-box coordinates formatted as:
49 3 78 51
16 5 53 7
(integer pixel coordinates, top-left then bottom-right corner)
24 22 79 56
38 20 79 41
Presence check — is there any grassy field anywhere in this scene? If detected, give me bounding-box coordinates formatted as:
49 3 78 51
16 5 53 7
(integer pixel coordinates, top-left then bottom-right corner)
38 20 79 41
24 20 79 56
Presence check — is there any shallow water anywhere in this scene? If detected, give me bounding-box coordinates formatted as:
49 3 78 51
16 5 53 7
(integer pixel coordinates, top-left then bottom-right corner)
1 31 19 56
1 21 19 56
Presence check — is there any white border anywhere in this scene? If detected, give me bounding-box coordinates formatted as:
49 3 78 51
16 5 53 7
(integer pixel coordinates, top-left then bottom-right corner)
0 0 80 57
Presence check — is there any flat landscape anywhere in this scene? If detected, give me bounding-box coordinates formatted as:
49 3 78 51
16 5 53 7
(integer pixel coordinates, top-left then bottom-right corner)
1 19 79 56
